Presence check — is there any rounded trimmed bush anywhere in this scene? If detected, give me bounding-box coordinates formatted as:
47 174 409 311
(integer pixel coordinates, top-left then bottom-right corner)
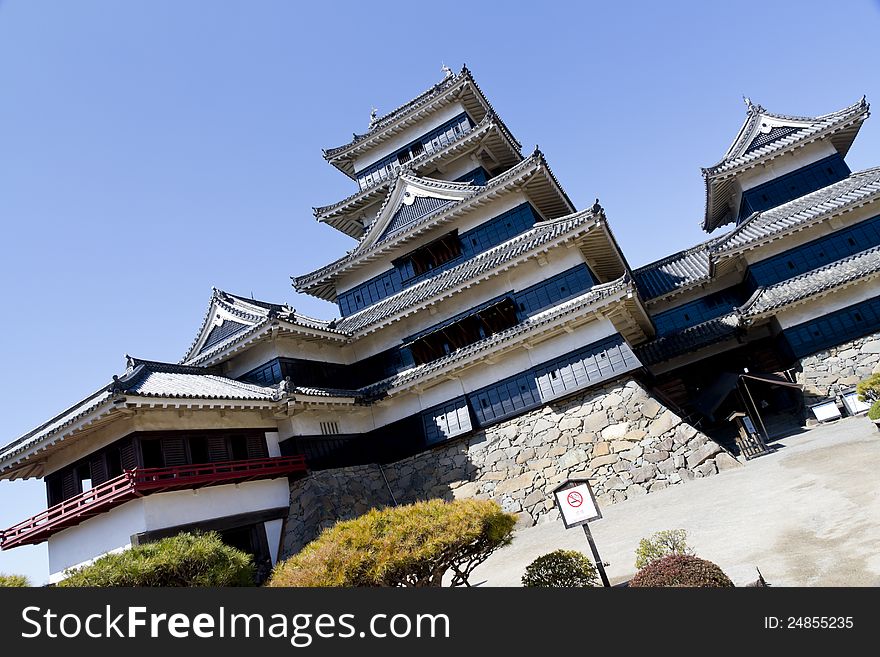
268 498 516 587
629 554 734 588
57 531 255 587
0 573 30 587
868 400 880 421
521 549 598 587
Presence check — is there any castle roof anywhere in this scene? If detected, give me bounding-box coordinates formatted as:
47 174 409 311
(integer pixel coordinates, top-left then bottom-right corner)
295 151 575 300
702 97 869 232
181 288 346 365
633 166 880 303
712 165 880 255
633 237 720 301
323 66 499 178
635 312 741 367
741 244 880 318
314 111 523 239
0 358 282 480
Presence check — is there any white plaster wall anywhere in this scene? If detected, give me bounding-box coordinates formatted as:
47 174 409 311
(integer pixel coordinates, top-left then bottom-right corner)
46 479 292 581
285 407 377 437
336 191 532 294
738 140 837 191
47 499 146 583
352 102 468 174
264 431 281 457
141 479 291 531
776 283 880 329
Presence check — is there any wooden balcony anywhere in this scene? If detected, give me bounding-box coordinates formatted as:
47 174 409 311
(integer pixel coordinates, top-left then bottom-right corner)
0 456 307 550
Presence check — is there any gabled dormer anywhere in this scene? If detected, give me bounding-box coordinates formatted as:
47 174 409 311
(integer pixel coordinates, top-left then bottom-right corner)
702 96 869 232
361 172 478 247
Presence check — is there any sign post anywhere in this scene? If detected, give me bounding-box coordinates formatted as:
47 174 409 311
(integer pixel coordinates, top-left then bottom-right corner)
553 479 610 587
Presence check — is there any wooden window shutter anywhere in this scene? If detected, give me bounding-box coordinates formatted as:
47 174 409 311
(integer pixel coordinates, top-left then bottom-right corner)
207 435 229 462
61 471 77 500
89 453 109 486
246 434 268 459
120 440 138 470
161 437 187 466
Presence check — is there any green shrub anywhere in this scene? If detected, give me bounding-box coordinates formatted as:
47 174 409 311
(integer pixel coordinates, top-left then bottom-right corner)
630 554 734 588
521 549 598 587
868 400 880 421
0 573 30 587
57 531 255 587
268 499 516 587
857 373 880 403
634 529 694 569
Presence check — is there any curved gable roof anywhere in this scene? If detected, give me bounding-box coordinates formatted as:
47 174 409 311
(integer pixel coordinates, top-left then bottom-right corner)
701 96 869 232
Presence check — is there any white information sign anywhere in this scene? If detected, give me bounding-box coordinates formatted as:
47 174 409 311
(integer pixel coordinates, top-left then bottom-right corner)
554 482 601 529
811 400 842 423
841 391 870 416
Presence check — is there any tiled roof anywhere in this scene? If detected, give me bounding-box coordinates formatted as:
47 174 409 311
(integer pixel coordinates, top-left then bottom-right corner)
635 313 741 366
0 359 280 475
119 359 276 400
713 167 880 254
633 238 720 301
701 97 869 232
294 152 568 296
182 288 344 366
314 111 522 223
0 388 114 468
741 245 880 317
323 66 489 161
291 386 359 399
636 244 880 365
334 207 602 334
705 97 868 178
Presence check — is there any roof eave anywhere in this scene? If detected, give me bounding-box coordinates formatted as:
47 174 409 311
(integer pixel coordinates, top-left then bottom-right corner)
294 154 553 298
322 68 492 177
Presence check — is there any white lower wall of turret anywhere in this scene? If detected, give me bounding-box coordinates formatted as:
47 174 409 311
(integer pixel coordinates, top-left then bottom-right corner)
47 499 146 584
46 479 290 583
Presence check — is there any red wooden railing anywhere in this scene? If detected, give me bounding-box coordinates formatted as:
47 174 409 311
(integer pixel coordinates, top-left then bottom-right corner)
0 456 307 550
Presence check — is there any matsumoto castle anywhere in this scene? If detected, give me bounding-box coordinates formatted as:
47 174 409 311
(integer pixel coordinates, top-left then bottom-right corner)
2 67 878 582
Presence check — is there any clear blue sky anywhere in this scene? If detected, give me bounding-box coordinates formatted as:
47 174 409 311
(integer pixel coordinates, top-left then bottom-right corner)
1 1 878 583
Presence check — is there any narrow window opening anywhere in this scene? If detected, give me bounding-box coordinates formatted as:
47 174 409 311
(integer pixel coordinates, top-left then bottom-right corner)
76 464 92 493
106 448 123 477
141 439 163 468
230 435 249 461
190 436 210 464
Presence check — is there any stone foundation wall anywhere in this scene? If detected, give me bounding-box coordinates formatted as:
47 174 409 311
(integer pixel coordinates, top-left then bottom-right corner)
797 331 880 404
281 377 740 559
282 464 394 558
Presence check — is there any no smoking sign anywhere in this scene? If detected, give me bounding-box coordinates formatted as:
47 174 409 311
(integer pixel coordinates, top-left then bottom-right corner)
553 480 601 528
